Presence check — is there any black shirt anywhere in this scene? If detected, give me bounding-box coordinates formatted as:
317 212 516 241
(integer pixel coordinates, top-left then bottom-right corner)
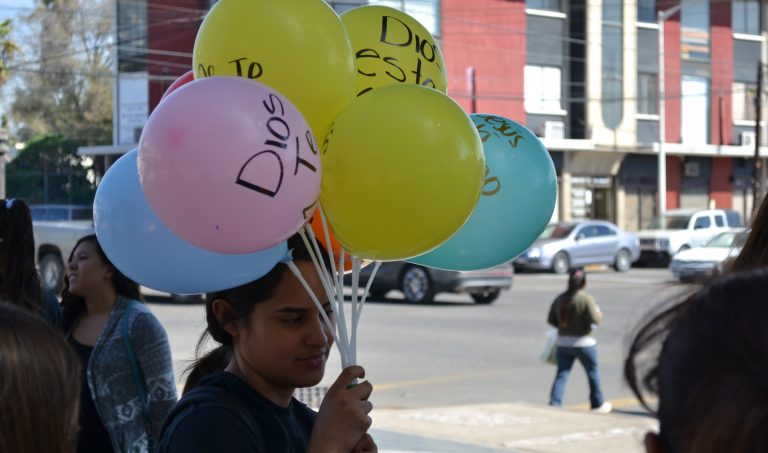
157 371 317 453
69 338 114 453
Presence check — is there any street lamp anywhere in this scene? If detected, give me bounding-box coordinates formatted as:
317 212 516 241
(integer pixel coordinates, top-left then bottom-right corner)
657 3 685 216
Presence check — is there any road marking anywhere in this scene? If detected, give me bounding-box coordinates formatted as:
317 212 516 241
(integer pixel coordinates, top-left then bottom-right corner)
373 369 514 392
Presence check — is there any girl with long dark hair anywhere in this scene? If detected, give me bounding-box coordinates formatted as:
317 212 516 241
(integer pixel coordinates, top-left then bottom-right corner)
0 198 60 324
625 268 768 452
62 234 177 452
546 269 611 412
157 234 376 453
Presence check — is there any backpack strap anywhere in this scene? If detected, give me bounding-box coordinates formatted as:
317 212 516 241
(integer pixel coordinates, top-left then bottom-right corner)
159 386 262 446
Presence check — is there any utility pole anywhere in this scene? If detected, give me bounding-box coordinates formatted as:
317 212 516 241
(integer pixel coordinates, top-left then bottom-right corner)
755 61 763 204
467 66 477 113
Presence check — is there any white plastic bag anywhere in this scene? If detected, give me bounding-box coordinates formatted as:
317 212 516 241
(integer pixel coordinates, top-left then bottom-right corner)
541 328 558 365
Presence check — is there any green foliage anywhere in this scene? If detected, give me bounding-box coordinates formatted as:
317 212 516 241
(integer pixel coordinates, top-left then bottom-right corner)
7 134 95 204
0 18 19 83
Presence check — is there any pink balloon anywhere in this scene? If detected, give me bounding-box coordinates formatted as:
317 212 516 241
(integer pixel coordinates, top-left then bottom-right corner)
160 70 194 101
138 77 321 254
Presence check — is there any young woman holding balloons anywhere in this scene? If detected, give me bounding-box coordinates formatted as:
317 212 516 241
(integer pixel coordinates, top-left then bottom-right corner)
156 234 376 453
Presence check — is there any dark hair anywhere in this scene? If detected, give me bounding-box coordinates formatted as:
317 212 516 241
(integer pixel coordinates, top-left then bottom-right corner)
0 303 81 453
61 234 142 331
0 198 43 314
624 268 768 453
727 194 768 273
558 269 586 327
184 234 328 392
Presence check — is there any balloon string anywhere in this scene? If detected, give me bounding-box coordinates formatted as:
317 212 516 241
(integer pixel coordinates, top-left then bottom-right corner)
349 255 360 365
334 249 353 365
298 226 349 365
350 259 381 365
286 261 346 367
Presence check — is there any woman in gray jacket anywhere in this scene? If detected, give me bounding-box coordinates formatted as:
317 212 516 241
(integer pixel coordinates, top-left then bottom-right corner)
62 234 177 452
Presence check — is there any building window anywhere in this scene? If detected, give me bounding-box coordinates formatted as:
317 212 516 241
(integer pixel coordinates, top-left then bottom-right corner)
637 0 655 23
681 1 710 60
681 76 709 144
602 1 623 129
524 65 562 113
733 82 757 121
369 0 440 37
733 0 760 35
638 73 658 115
526 0 561 11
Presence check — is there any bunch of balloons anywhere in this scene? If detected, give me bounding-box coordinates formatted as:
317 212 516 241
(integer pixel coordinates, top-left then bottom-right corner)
94 0 557 297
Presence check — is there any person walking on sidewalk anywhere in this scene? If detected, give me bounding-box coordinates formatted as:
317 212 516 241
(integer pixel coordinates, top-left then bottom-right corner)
546 269 612 413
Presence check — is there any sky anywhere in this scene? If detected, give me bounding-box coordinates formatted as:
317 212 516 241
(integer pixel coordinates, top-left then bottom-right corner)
0 0 33 22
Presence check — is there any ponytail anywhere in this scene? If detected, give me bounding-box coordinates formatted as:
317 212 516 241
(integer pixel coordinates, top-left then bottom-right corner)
559 269 587 327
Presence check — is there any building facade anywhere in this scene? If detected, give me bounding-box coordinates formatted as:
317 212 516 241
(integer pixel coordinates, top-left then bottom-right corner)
133 0 766 231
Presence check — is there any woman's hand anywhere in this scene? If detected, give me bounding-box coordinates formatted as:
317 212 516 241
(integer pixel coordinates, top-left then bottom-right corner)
352 433 378 453
308 366 374 453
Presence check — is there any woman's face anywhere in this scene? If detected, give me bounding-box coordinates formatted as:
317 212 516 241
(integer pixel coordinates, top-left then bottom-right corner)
232 260 334 393
67 241 113 298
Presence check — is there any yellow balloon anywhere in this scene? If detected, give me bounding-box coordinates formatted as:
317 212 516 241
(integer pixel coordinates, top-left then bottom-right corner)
193 0 356 139
320 85 484 261
341 5 447 96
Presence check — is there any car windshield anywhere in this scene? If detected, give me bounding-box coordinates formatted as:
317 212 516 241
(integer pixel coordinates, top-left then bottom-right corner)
705 232 736 248
649 214 691 230
539 224 575 240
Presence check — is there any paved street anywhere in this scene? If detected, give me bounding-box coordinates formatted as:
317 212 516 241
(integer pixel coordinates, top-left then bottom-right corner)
148 267 684 451
150 267 685 408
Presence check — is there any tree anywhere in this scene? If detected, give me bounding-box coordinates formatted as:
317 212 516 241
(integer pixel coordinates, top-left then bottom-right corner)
0 18 20 84
6 133 96 204
10 0 112 145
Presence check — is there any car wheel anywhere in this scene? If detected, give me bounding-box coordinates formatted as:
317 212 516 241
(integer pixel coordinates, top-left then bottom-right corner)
613 249 632 272
552 252 570 274
399 266 434 303
40 253 64 293
471 289 500 304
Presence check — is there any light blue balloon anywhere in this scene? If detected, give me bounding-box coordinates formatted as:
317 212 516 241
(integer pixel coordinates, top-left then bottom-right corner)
94 149 288 294
409 114 557 270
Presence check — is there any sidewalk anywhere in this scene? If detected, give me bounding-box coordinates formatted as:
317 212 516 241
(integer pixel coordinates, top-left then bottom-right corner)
371 402 658 453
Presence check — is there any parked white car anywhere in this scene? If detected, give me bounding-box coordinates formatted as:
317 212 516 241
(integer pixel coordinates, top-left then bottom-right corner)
670 229 748 282
637 209 742 266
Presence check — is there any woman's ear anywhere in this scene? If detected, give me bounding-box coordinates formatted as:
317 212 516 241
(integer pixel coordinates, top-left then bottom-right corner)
644 431 664 453
104 265 115 281
212 299 240 338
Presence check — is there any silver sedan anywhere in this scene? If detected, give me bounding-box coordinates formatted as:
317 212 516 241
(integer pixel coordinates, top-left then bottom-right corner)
513 221 640 274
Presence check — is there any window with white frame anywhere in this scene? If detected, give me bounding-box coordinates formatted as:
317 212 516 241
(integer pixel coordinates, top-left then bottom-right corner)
526 0 561 11
524 65 562 113
637 73 658 115
733 82 757 121
733 0 760 35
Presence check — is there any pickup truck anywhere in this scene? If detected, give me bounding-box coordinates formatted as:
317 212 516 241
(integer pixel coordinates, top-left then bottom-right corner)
636 208 743 266
31 204 200 302
31 205 95 293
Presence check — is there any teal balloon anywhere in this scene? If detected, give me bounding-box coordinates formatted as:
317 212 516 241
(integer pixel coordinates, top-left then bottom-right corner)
409 114 557 270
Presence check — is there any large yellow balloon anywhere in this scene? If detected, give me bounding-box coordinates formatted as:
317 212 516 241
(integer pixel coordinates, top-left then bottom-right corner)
341 5 447 96
320 85 484 261
193 0 356 139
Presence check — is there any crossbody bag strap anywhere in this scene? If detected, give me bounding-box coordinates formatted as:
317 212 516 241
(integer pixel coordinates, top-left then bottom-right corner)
121 300 154 442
